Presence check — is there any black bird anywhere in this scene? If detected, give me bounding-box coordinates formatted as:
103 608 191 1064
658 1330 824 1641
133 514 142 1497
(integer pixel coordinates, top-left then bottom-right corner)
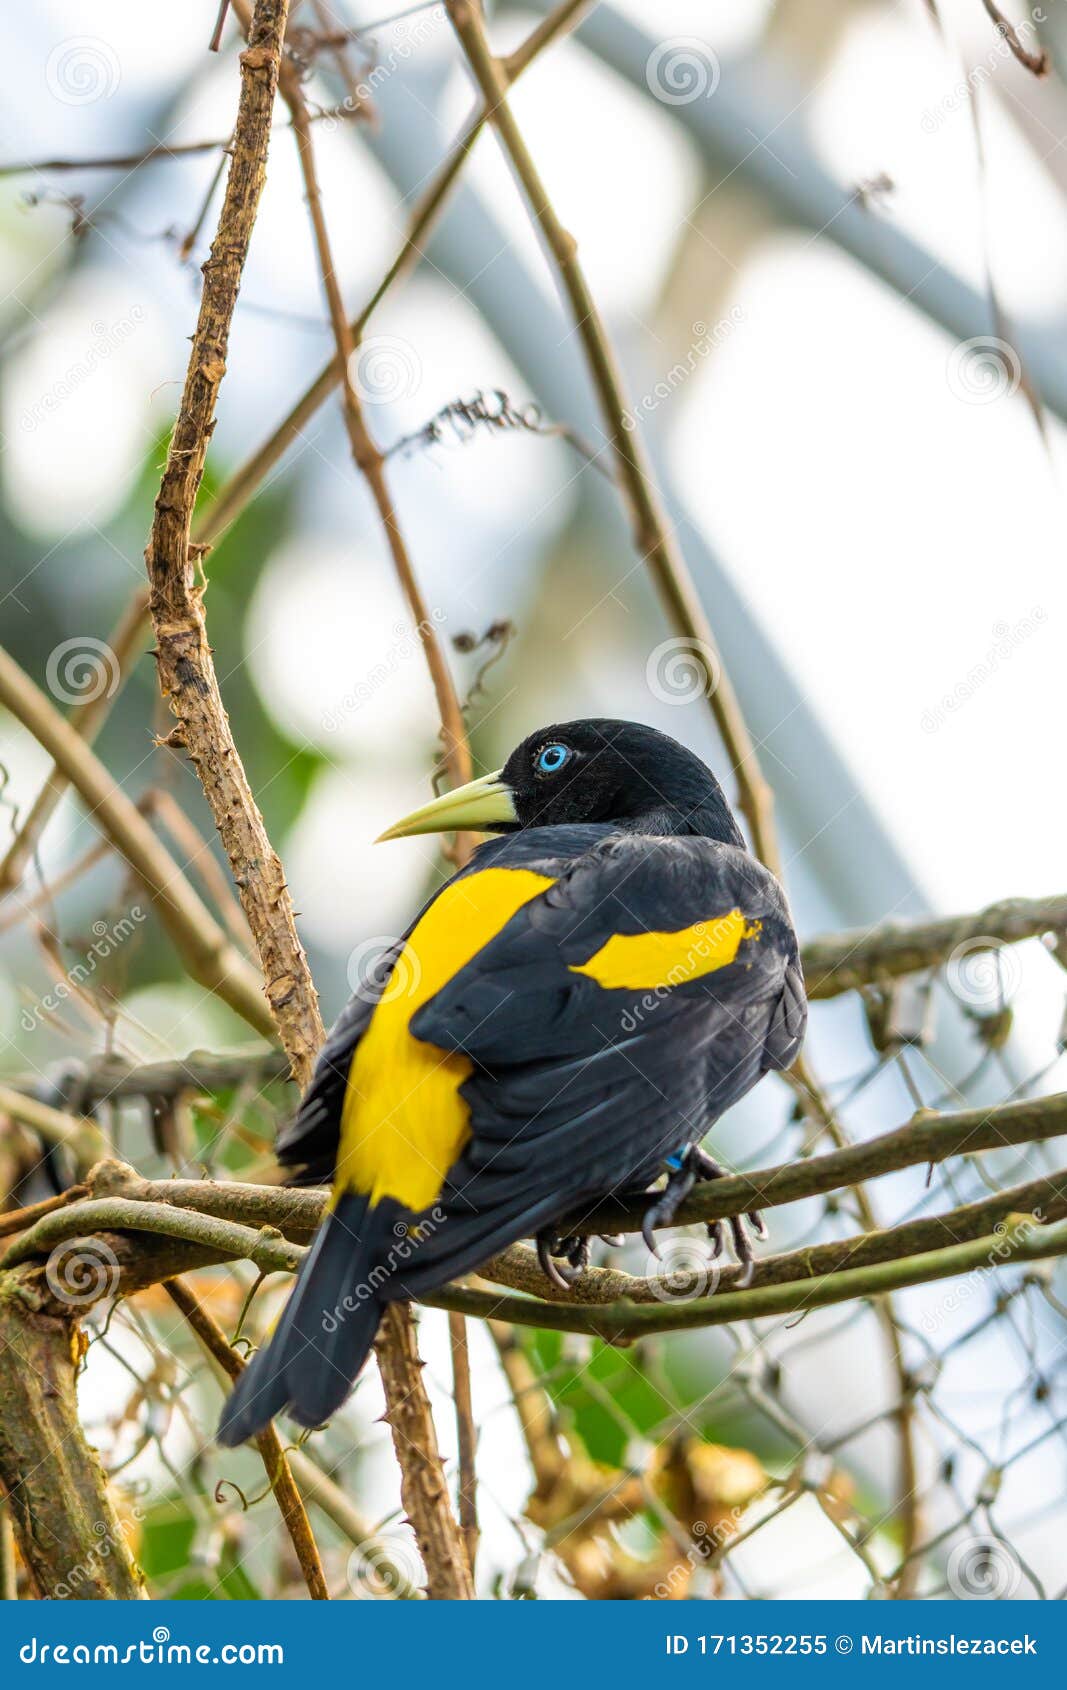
217 719 806 1446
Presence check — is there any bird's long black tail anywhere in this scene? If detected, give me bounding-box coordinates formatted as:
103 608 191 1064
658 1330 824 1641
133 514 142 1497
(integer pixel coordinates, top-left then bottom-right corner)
217 1192 389 1446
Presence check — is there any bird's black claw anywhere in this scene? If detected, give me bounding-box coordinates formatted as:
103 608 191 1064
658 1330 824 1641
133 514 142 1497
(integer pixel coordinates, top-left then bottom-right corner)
536 1229 589 1291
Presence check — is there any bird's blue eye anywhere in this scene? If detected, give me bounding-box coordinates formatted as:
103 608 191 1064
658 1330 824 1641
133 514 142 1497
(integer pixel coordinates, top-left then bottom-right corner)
537 743 571 775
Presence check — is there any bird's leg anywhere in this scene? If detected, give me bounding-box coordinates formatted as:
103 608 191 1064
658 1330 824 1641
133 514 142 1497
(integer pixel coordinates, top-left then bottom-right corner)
536 1228 589 1292
640 1154 698 1255
688 1144 766 1290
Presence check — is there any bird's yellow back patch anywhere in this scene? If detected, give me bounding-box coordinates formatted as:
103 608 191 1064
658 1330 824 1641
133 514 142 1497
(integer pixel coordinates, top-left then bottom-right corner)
570 909 759 992
335 867 554 1211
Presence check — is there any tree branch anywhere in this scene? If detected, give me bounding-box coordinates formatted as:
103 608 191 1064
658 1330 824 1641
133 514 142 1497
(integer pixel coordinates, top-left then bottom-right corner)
0 645 274 1037
163 1277 329 1599
802 891 1067 1000
445 0 780 875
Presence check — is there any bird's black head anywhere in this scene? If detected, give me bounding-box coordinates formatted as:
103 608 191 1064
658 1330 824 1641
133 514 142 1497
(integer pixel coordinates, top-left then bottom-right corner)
379 718 746 848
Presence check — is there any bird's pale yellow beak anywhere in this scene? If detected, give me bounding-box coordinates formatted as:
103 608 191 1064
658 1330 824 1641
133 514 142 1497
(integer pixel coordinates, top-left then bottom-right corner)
376 771 517 841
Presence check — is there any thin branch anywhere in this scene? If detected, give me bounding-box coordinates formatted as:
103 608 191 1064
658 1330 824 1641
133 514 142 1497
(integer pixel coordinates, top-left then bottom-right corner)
448 1308 479 1575
0 645 274 1037
571 1090 1067 1236
144 0 321 1087
0 591 149 898
423 1213 1067 1338
980 0 1049 73
0 105 361 178
802 891 1067 1000
196 0 591 544
163 1277 329 1599
265 4 473 802
0 1084 105 1174
446 0 780 876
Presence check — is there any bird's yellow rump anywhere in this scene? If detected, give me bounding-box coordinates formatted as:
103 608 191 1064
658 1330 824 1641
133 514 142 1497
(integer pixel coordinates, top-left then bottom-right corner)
334 867 554 1211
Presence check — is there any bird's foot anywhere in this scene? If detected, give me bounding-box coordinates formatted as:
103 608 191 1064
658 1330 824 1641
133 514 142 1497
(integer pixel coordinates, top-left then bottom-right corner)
536 1228 589 1293
688 1145 766 1290
640 1158 697 1256
641 1144 766 1289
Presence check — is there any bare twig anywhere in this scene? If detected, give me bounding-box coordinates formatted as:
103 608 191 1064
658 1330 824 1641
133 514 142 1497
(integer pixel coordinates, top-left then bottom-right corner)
143 0 321 1083
196 0 591 544
802 891 1067 1000
980 0 1049 73
0 591 149 898
446 0 780 876
163 1277 329 1599
0 645 274 1037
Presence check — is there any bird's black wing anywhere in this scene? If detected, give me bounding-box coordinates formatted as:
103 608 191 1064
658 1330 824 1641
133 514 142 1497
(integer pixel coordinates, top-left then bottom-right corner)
273 826 610 1185
391 828 804 1293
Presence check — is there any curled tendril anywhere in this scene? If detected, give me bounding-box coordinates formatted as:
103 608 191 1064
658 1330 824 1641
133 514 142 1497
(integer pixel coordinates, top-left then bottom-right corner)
215 1478 253 1512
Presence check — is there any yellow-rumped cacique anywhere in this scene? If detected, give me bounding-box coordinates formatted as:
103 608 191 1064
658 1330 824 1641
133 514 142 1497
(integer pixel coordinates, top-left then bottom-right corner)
217 718 806 1445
